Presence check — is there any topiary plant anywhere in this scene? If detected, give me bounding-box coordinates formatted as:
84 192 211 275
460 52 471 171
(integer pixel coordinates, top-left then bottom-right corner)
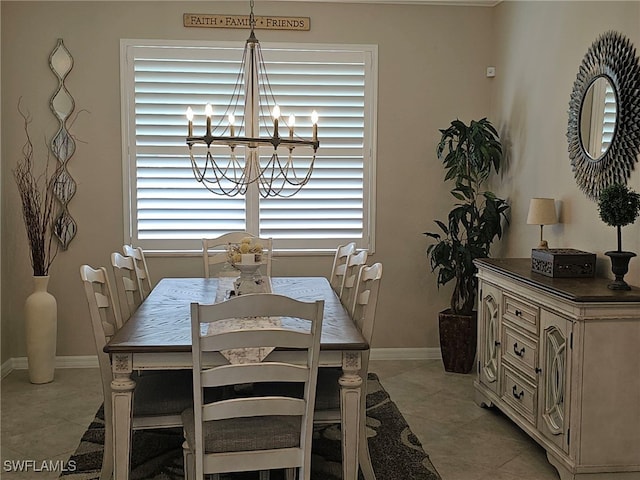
597 183 640 252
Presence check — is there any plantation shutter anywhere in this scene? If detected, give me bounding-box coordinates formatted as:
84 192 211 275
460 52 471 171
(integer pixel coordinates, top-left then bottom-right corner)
601 82 616 154
121 40 376 252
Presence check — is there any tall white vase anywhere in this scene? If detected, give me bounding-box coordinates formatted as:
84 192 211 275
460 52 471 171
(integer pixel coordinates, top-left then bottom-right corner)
24 275 57 384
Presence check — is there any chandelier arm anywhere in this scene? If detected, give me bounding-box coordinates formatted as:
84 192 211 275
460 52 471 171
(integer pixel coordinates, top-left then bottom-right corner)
190 147 254 195
190 150 244 196
259 155 291 198
276 152 316 187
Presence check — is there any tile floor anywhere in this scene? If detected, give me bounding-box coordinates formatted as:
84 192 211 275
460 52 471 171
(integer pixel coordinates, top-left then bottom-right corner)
1 360 561 480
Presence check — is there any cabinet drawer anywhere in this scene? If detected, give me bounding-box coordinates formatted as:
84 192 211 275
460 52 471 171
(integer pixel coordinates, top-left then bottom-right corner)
502 325 538 377
501 365 537 426
503 294 538 333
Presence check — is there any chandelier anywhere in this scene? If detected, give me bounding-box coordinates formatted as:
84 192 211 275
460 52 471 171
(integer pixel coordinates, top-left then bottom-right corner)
185 0 319 198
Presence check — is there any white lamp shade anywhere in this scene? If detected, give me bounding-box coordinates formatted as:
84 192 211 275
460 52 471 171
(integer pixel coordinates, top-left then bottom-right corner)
526 198 558 225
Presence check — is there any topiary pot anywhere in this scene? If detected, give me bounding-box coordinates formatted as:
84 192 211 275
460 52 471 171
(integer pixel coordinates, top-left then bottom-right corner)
605 251 636 290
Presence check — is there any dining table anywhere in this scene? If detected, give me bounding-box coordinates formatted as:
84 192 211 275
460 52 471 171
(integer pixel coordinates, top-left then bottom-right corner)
104 275 369 480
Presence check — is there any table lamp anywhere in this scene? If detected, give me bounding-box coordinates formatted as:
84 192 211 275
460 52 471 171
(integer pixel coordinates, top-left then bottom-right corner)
526 198 558 249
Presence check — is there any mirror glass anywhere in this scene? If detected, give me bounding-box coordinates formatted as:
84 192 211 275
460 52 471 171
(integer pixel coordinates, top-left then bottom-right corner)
579 76 617 161
51 88 74 120
50 45 73 77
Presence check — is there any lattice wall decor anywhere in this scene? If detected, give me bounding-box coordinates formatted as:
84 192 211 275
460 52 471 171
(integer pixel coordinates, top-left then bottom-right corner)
49 39 77 250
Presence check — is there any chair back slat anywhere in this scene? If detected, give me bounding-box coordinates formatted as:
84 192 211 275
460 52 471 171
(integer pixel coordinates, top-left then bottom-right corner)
200 329 313 352
202 363 309 387
203 397 306 421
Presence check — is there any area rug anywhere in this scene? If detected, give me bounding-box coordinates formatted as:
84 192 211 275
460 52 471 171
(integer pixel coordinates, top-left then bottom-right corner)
59 373 440 480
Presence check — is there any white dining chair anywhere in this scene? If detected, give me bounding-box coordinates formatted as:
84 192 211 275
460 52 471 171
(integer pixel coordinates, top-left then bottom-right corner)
329 242 356 293
202 232 273 278
110 251 143 323
315 262 383 480
80 265 194 480
122 244 153 299
339 250 368 309
182 293 324 480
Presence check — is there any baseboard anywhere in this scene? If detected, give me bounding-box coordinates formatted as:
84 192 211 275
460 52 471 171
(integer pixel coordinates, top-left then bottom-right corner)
1 355 99 379
1 349 440 378
1 359 14 379
370 347 441 361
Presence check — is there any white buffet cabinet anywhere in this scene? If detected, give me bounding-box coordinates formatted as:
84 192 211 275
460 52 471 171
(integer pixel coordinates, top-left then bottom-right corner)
474 258 640 480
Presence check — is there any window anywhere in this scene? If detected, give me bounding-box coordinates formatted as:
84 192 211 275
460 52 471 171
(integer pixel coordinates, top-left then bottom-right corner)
584 77 616 157
121 40 377 253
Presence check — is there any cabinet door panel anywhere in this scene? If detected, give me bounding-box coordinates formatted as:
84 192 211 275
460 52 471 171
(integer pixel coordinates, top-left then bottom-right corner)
538 309 571 453
478 282 501 394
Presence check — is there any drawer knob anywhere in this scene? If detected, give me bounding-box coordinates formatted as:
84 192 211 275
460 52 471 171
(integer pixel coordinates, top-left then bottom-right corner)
535 367 542 374
494 340 501 346
513 343 526 357
515 309 523 317
512 385 525 400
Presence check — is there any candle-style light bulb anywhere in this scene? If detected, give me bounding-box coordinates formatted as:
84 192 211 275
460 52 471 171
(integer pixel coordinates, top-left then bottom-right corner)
311 110 319 142
205 103 213 136
288 114 295 139
272 105 280 138
186 107 194 137
229 113 235 137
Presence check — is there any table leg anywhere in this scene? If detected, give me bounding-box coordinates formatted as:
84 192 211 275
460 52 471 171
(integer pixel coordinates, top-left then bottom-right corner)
111 353 135 480
340 351 362 480
358 352 376 480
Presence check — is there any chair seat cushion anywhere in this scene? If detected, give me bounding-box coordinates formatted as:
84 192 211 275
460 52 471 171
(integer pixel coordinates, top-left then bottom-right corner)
133 370 194 417
182 408 301 453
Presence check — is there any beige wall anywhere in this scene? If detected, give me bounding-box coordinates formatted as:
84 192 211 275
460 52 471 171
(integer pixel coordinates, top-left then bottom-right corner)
490 1 640 281
2 1 639 365
1 1 495 362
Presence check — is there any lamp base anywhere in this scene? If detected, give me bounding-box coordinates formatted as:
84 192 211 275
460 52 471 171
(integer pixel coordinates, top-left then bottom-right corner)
537 240 549 249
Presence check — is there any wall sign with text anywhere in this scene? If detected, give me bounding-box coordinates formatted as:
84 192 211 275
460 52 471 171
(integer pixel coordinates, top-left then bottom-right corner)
184 14 310 31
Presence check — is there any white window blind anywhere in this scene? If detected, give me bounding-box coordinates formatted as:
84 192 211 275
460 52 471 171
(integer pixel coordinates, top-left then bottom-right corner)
601 82 616 154
121 40 377 252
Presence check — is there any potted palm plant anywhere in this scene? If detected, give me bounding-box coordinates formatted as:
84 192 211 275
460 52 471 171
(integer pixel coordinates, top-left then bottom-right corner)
597 183 640 291
425 118 509 373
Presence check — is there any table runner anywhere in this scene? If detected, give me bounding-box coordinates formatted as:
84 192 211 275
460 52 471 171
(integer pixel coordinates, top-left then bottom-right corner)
209 276 281 364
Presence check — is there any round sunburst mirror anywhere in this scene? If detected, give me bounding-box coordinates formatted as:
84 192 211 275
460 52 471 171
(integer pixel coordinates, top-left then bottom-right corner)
567 31 640 200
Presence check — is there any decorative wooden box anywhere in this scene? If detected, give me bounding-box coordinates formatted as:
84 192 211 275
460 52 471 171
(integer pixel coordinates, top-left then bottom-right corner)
531 248 596 278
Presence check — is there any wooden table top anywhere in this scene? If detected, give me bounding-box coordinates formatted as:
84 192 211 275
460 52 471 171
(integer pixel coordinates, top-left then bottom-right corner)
105 277 368 354
475 258 640 302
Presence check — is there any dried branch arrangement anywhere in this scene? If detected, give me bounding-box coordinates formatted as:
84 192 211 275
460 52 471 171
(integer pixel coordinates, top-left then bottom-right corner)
13 102 60 276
